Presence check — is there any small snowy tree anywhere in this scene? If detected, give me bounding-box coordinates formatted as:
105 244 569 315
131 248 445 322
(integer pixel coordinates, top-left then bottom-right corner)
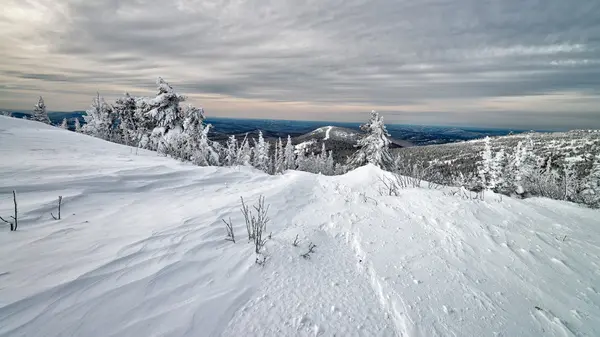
82 93 113 140
324 149 335 175
74 118 82 132
507 137 536 196
274 138 285 174
114 93 138 146
252 131 271 173
145 78 187 153
347 110 393 169
237 135 252 166
32 96 50 124
192 124 220 166
283 135 296 170
581 155 600 208
224 135 238 166
60 118 68 129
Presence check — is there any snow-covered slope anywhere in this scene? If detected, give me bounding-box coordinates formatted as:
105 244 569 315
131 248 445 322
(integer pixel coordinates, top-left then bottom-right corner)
0 116 599 337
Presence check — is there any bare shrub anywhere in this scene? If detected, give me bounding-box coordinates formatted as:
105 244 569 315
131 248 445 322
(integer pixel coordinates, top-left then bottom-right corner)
0 191 18 231
222 217 235 243
301 242 317 259
240 195 270 254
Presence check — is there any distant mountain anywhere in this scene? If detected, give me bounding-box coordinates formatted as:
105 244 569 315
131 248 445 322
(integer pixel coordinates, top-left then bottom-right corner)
3 110 525 146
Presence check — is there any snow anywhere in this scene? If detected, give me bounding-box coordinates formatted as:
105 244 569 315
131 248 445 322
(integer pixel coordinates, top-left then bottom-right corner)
1 115 599 337
324 126 332 140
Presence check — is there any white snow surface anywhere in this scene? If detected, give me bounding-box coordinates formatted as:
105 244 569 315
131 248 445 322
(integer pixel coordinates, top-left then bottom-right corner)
1 116 599 337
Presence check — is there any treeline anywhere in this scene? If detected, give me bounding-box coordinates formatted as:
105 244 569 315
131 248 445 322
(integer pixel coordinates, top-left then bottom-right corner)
80 78 349 175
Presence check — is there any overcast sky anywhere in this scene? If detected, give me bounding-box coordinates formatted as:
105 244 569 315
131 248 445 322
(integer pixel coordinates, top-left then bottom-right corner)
1 0 599 129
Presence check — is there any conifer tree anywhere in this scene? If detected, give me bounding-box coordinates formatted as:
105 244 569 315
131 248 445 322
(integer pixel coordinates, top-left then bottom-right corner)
32 96 51 124
284 135 296 170
347 110 393 169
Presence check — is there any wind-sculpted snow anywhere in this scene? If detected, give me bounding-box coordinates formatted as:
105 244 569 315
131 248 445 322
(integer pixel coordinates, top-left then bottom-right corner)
0 116 599 337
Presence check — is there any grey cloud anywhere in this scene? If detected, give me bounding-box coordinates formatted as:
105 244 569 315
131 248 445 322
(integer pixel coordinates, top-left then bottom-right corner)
1 0 599 128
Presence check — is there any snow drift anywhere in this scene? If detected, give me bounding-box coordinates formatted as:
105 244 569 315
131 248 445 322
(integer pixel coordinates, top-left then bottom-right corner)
0 116 599 337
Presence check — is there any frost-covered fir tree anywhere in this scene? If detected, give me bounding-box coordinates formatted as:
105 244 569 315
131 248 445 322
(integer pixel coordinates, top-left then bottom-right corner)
114 93 138 146
193 124 220 166
509 137 536 196
74 118 82 132
181 104 208 162
252 131 271 173
347 110 393 169
82 93 114 140
224 135 238 166
237 135 252 166
145 78 187 152
274 138 285 174
581 155 600 208
32 96 50 124
478 137 505 191
284 135 296 170
60 118 68 129
324 149 335 175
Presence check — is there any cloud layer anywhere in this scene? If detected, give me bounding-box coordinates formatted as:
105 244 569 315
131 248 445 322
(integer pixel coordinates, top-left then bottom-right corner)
1 0 599 128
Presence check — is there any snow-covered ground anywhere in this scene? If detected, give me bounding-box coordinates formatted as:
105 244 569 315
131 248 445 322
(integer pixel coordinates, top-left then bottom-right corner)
1 116 599 337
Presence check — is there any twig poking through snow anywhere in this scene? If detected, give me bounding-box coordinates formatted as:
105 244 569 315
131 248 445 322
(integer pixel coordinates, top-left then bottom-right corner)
0 191 18 231
293 234 300 247
51 196 63 220
222 217 235 243
301 242 317 259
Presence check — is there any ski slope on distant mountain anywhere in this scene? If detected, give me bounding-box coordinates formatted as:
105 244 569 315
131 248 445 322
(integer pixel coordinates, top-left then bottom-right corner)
0 116 599 337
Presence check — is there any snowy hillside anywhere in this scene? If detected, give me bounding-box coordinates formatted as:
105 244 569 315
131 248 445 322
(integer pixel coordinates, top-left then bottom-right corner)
1 115 599 337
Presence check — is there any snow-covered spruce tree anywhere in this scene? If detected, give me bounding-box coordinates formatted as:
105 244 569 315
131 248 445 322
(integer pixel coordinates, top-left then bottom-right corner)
252 131 271 173
60 118 68 129
195 124 220 166
82 93 114 140
283 135 296 170
478 137 494 189
145 78 187 153
113 93 138 146
274 138 285 174
224 135 238 166
181 104 218 165
237 135 252 166
347 110 394 170
581 155 600 208
32 96 51 124
74 118 82 132
325 149 335 175
508 137 536 196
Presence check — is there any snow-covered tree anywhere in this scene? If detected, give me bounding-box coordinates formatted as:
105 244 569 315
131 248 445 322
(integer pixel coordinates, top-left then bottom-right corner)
32 96 50 124
284 135 296 170
273 138 284 174
324 149 335 175
237 135 252 166
114 93 138 146
478 137 505 191
60 118 68 129
82 93 114 140
508 137 536 195
252 131 271 173
192 124 220 166
180 104 207 161
224 135 238 166
74 118 82 132
347 110 393 169
581 155 600 208
145 78 187 152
